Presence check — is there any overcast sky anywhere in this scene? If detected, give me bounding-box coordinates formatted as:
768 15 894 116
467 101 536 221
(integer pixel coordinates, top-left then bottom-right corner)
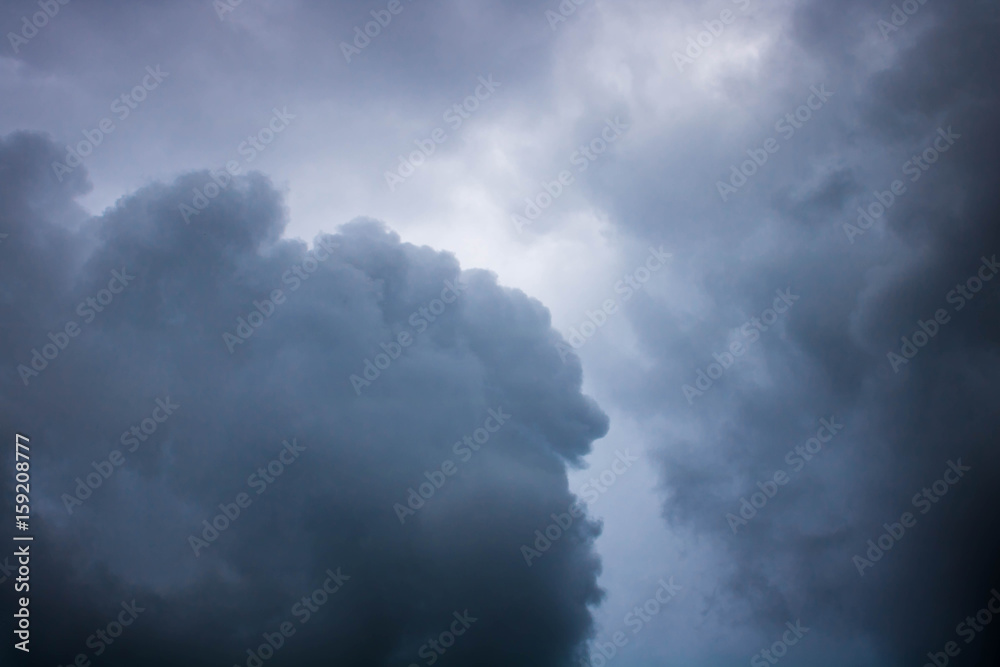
2 0 999 666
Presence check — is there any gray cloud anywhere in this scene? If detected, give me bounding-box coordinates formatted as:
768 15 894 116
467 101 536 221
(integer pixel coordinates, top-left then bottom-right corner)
588 0 1000 664
0 132 608 666
2 0 999 664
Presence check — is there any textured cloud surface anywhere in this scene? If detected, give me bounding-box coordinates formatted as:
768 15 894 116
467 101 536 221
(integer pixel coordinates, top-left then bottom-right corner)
1 0 999 665
593 0 1000 664
0 132 608 666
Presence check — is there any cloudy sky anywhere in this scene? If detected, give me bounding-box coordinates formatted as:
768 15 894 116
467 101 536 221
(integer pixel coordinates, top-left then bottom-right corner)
2 0 999 665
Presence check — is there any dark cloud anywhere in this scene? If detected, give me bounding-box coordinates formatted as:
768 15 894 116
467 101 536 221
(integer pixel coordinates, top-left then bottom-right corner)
2 0 998 664
591 0 1000 663
0 132 608 666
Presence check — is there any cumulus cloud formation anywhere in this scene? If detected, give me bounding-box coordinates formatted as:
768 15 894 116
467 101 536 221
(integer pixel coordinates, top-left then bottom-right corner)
1 0 999 664
0 132 608 666
590 0 1000 663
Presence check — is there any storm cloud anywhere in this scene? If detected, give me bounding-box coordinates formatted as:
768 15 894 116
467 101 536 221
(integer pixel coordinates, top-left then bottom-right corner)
0 131 608 666
1 0 999 665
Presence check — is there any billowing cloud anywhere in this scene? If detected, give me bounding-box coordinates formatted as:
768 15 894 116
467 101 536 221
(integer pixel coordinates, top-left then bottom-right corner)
0 131 609 666
586 0 1000 663
2 0 999 664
